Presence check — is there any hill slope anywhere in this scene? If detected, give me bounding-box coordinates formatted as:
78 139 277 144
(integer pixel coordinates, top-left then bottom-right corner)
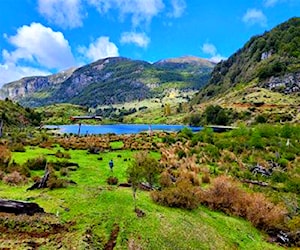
0 99 41 128
194 17 300 103
0 56 215 108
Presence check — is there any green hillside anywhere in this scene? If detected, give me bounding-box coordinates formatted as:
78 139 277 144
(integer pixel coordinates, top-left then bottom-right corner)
194 17 300 103
0 99 41 128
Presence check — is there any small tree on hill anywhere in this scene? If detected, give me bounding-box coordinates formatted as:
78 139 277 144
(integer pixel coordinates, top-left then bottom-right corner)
127 151 160 208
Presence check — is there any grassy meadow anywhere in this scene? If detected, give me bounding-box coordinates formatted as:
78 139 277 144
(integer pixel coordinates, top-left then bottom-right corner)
0 144 284 249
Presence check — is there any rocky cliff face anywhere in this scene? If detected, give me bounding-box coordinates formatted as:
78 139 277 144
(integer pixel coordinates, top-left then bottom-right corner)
0 68 76 99
0 56 214 107
262 72 300 94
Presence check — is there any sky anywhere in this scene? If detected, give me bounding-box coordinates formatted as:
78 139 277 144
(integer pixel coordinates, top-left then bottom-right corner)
0 0 299 87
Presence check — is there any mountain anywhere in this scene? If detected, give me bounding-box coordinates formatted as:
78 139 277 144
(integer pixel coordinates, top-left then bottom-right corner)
0 56 215 108
194 17 300 103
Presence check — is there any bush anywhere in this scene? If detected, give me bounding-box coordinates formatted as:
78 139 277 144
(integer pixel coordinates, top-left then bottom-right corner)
201 172 210 183
107 176 119 185
60 168 69 177
159 171 173 188
3 171 27 186
199 176 287 231
7 160 30 177
10 143 26 152
151 179 201 210
55 150 71 159
47 172 67 189
25 157 47 170
0 145 11 169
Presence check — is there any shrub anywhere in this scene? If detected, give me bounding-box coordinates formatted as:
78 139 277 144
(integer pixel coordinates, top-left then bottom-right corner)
7 160 30 177
177 150 186 159
60 168 69 177
3 171 27 186
151 179 201 210
255 114 268 124
159 171 173 188
88 146 100 154
47 172 67 189
10 143 26 152
107 176 119 185
199 176 287 231
0 145 11 169
278 158 289 168
55 150 71 159
284 178 300 193
201 172 210 183
25 157 47 170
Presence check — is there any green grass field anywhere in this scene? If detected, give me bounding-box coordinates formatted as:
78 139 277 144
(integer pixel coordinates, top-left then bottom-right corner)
0 146 283 249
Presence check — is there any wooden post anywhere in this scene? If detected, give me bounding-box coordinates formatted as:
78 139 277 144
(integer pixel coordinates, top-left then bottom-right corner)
78 123 81 136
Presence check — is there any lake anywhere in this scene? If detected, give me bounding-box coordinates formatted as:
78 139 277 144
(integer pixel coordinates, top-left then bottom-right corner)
45 124 202 135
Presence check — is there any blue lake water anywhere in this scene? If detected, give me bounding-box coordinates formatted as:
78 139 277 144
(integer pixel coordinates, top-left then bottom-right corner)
45 124 202 135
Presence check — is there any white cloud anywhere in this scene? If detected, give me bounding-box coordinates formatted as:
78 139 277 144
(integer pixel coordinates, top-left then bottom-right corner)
0 22 75 87
201 42 226 63
168 0 186 18
38 0 84 29
120 32 150 48
5 23 76 69
78 36 119 62
87 0 165 27
242 9 267 27
202 43 217 56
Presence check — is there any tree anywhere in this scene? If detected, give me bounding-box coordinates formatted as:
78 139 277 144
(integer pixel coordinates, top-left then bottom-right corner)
126 151 160 208
164 103 171 116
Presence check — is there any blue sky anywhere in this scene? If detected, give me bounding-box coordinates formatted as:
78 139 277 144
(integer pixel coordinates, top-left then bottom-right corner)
0 0 299 87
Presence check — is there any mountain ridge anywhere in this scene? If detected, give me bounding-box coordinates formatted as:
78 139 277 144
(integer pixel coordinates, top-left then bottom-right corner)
0 56 215 107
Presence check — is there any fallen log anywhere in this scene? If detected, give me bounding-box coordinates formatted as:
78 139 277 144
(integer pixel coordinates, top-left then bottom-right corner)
241 179 269 187
0 199 44 215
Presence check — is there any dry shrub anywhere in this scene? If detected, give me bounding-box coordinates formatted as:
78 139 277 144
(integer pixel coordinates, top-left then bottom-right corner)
3 171 27 186
202 172 210 184
7 160 31 177
200 176 287 231
159 171 173 188
47 175 67 189
60 167 69 177
151 179 201 210
0 145 11 169
201 167 210 184
10 143 26 152
178 171 200 186
107 176 119 185
55 150 71 159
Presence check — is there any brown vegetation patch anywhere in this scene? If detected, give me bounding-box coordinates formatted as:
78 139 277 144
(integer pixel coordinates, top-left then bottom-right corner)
104 223 120 250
